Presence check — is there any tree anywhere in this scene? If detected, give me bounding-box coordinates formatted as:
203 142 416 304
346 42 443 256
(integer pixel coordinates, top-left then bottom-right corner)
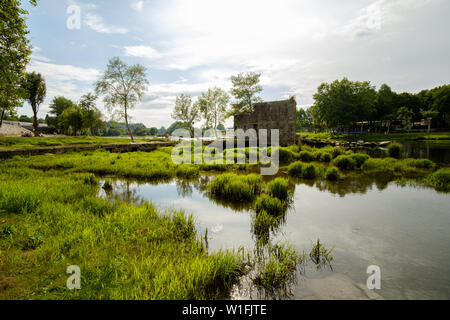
296 108 313 131
432 85 450 123
312 78 377 132
149 127 158 136
79 93 103 136
0 0 38 128
171 94 201 136
197 87 230 136
48 96 77 132
59 106 84 136
229 72 263 116
132 124 149 136
95 57 149 142
22 72 46 136
421 109 439 133
397 106 414 134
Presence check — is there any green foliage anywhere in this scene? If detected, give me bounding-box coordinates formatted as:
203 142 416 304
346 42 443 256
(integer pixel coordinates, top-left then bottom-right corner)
254 194 285 217
426 168 450 191
387 143 402 158
252 210 278 244
287 161 304 178
325 167 340 181
309 239 334 270
197 87 230 131
350 153 370 168
229 72 263 116
302 164 318 179
267 178 290 201
333 155 357 170
171 94 201 136
208 173 263 202
298 151 315 162
21 72 46 136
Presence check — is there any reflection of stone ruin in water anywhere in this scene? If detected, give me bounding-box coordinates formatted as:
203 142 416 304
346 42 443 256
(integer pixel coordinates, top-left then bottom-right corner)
234 98 297 146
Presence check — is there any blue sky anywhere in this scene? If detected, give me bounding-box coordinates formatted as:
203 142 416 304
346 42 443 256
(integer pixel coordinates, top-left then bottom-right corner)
22 0 450 128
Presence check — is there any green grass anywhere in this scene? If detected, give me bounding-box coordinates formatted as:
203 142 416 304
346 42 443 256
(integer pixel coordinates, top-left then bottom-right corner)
0 136 171 150
387 143 402 158
266 178 290 201
426 168 450 191
0 167 246 299
297 131 450 142
207 173 263 202
254 194 286 217
325 167 341 181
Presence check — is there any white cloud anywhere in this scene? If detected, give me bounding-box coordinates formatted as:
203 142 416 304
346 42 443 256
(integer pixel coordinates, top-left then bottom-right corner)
124 45 161 60
131 1 144 12
84 13 128 34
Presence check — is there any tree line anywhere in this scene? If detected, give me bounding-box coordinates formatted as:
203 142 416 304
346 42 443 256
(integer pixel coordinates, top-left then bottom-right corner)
298 78 450 134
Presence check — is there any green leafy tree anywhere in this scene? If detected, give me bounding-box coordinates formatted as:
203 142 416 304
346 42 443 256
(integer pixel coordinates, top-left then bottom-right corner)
421 109 439 133
171 94 201 136
48 96 77 132
229 72 262 116
0 0 38 128
296 108 313 131
59 106 84 136
95 57 149 142
197 87 230 136
432 85 450 124
397 106 414 134
22 72 46 136
79 93 104 136
149 127 158 136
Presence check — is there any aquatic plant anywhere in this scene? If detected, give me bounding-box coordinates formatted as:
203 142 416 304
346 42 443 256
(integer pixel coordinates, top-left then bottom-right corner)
208 173 263 202
426 168 450 191
298 151 315 162
333 155 357 170
387 143 402 158
325 167 340 181
350 153 370 168
287 161 304 178
252 210 278 244
266 178 290 201
302 164 318 179
309 239 334 270
254 194 286 217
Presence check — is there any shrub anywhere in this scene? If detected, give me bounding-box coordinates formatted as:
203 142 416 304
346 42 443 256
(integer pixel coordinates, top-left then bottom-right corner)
427 169 450 191
387 143 402 158
333 155 357 170
267 178 289 201
325 167 340 181
320 152 332 163
350 153 370 168
302 164 318 179
254 194 286 217
298 151 315 162
287 161 303 178
208 173 263 202
404 159 435 170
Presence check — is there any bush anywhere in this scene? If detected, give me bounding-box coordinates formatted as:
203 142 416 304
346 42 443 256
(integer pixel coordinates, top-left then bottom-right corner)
350 153 370 168
254 194 286 217
267 178 289 201
287 161 303 178
427 169 450 191
387 143 402 158
208 173 263 202
325 167 340 181
298 151 315 162
302 164 318 179
333 155 357 170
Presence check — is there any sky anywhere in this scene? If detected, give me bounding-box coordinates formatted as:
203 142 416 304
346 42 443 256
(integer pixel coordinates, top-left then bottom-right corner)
21 0 450 128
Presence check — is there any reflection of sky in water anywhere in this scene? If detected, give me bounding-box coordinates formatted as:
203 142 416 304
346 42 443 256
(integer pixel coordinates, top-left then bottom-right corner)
103 179 450 300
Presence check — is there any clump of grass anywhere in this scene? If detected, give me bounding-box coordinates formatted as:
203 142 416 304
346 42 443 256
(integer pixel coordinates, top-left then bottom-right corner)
320 152 332 163
175 165 200 179
0 183 43 214
350 153 370 168
387 143 402 158
267 178 290 201
333 155 357 170
298 151 315 162
254 194 286 217
426 168 450 191
252 244 304 297
404 159 435 170
208 173 263 202
252 210 278 244
309 239 334 270
302 164 318 179
325 167 340 181
82 173 98 185
287 161 304 178
80 197 115 217
102 180 113 191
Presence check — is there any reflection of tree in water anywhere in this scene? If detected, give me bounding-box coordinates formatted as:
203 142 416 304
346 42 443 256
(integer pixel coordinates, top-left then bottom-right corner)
175 179 194 197
107 180 144 205
314 175 392 197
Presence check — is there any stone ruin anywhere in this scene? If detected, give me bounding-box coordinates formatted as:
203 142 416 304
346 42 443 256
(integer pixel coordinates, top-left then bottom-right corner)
234 97 297 146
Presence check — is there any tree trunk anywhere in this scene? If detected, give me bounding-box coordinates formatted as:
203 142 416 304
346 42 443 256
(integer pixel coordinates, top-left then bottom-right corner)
0 108 5 129
33 107 39 137
124 104 134 142
91 127 95 137
427 119 431 134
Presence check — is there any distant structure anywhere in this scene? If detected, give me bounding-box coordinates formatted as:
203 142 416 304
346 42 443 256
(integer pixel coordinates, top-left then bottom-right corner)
234 97 297 146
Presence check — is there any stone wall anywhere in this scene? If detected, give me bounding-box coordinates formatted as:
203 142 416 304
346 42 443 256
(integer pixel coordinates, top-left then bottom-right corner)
234 97 297 146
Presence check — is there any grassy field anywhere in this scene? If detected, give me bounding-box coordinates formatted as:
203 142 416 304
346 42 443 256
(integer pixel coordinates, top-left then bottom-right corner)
297 131 450 142
0 136 170 150
1 141 449 299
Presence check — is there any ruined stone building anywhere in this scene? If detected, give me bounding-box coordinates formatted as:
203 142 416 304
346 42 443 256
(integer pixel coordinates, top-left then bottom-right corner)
234 97 297 146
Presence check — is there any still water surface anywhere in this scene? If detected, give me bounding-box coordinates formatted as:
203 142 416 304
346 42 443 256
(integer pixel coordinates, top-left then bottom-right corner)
100 175 450 300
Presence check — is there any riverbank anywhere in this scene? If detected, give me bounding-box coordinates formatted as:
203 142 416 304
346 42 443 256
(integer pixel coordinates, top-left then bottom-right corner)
297 131 450 142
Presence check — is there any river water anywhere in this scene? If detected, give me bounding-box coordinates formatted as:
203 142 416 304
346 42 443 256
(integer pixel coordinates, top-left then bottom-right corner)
99 173 450 300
